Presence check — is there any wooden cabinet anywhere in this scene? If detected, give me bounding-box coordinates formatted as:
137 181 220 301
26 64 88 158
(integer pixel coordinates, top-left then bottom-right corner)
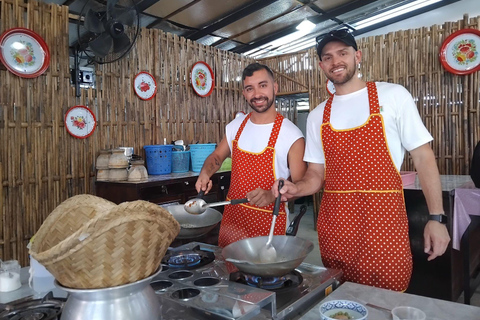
95 171 231 206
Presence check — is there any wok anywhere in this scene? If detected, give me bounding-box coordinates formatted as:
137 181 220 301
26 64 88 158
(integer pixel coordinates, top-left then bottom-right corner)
222 235 313 277
166 205 222 239
221 205 312 277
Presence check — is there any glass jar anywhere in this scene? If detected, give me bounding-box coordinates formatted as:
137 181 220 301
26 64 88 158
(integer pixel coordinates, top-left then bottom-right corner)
0 260 22 292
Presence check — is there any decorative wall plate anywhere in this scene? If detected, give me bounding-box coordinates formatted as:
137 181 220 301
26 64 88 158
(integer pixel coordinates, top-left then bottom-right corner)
0 27 50 78
326 79 336 95
439 28 480 75
191 61 214 97
65 106 97 139
134 71 157 100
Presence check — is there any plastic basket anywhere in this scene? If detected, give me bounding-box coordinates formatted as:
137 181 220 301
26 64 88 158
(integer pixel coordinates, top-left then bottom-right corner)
143 145 173 175
172 151 190 173
189 143 216 172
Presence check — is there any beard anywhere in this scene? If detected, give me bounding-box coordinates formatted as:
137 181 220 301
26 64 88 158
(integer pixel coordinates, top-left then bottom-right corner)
326 58 357 85
248 93 275 113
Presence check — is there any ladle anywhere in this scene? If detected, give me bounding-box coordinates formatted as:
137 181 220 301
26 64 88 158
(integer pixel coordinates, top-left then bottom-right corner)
259 180 284 263
184 197 249 215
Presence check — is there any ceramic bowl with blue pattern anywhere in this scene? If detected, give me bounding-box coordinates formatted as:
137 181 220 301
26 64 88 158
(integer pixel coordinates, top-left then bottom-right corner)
319 300 368 320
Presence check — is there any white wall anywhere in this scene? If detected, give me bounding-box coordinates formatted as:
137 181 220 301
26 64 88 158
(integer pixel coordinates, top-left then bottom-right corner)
360 0 480 39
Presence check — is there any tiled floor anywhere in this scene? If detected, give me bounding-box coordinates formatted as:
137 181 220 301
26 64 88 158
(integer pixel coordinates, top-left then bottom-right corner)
293 201 480 307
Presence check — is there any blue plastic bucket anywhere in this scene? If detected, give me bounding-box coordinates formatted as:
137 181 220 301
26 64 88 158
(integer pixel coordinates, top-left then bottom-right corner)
189 143 216 172
172 151 190 173
143 145 173 175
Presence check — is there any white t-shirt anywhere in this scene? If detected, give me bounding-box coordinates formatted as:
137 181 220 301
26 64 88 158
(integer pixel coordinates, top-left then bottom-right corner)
225 114 304 181
304 82 433 170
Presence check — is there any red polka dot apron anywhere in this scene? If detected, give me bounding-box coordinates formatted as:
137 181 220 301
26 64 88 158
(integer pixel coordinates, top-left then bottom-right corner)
218 112 287 248
318 82 412 291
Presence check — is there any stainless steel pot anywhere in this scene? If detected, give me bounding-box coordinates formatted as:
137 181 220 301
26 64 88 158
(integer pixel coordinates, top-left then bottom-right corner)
56 268 161 320
166 205 222 239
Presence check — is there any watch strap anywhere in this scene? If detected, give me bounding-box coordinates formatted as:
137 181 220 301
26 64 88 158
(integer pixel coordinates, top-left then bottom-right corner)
429 214 448 224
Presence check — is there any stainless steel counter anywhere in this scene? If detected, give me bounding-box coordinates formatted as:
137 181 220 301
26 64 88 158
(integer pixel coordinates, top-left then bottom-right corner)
299 282 480 320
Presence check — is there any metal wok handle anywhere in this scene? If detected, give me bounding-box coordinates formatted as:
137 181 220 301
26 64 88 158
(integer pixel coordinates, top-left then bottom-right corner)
272 180 284 216
286 205 307 236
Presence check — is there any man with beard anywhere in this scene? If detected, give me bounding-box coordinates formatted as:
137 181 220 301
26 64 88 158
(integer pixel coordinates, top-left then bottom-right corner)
272 30 450 291
195 63 307 247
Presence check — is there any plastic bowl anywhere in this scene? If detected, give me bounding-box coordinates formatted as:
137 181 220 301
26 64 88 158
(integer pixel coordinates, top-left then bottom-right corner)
391 306 426 320
319 300 368 320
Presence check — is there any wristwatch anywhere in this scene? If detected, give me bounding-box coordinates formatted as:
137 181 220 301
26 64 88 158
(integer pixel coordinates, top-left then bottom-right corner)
429 214 448 224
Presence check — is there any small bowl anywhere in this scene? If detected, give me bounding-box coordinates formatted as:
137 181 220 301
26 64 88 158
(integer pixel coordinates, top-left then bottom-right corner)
391 306 426 320
319 300 368 320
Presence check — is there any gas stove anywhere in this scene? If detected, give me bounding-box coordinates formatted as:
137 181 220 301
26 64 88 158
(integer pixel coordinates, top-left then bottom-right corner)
1 242 341 320
0 292 65 320
153 242 342 320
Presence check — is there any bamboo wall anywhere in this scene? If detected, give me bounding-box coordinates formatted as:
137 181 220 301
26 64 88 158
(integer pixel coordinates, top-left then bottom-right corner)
261 15 480 175
0 0 253 265
1 0 479 265
260 15 480 217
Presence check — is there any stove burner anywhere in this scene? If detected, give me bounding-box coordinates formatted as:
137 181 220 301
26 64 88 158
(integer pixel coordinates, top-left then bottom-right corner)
230 270 303 291
0 292 64 320
162 246 215 270
9 308 58 320
168 253 201 267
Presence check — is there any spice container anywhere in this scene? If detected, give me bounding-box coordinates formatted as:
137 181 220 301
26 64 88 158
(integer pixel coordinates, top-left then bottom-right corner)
0 260 22 292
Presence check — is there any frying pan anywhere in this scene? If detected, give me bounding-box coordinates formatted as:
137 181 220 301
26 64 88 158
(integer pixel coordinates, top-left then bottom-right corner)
222 205 313 277
166 205 222 239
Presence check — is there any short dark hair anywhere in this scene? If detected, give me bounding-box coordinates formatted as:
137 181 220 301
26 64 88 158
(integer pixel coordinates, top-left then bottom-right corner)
242 63 274 81
316 29 358 60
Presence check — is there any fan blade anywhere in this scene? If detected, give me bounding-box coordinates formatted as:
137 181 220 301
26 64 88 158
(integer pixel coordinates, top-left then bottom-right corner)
113 33 131 53
84 9 105 33
107 0 120 20
113 8 136 26
89 33 113 57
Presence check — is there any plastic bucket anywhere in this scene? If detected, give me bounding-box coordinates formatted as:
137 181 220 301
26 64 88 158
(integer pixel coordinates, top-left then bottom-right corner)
172 151 190 173
143 145 173 175
189 143 216 172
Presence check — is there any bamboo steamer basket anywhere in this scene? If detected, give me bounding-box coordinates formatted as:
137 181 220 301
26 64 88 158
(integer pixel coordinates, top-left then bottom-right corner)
30 194 116 254
30 197 180 289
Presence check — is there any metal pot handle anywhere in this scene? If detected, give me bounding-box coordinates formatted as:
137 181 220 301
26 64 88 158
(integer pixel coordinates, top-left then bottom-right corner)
286 205 307 236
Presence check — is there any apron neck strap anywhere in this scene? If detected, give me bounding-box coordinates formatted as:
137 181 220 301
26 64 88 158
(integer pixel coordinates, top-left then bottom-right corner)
234 112 284 148
322 81 379 124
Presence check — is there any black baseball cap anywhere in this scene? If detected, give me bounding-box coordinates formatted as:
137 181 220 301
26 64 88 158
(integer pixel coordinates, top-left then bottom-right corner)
316 29 358 60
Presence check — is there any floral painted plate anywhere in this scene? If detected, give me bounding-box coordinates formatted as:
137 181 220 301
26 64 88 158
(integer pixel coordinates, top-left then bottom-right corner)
191 61 214 97
134 71 157 100
439 28 480 75
65 106 97 139
0 27 50 78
